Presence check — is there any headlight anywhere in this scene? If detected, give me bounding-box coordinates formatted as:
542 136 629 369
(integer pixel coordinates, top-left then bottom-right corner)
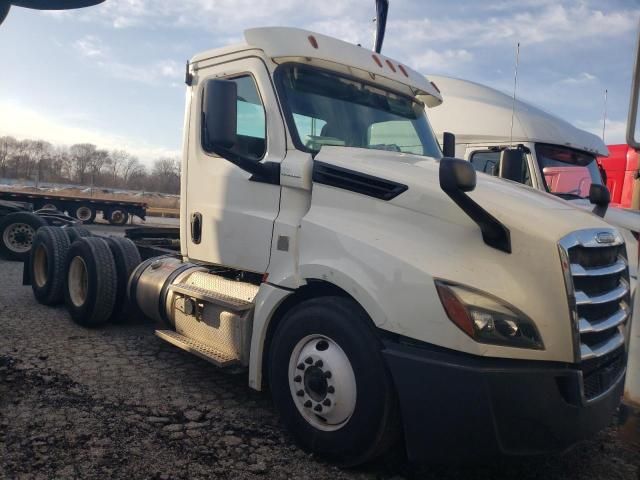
435 280 544 350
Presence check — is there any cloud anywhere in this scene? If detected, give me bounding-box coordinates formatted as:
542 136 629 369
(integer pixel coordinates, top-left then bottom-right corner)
575 118 627 145
73 35 105 58
386 2 639 49
74 35 182 86
559 72 597 85
0 101 179 164
409 49 473 72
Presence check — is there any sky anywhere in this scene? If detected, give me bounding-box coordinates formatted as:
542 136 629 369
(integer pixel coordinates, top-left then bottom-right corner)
0 0 638 165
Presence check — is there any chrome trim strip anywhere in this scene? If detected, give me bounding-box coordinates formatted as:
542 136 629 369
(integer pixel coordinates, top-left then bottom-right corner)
578 305 629 334
579 330 625 361
575 282 629 306
570 259 627 277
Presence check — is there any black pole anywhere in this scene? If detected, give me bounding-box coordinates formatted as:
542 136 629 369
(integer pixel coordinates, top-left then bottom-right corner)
374 0 389 53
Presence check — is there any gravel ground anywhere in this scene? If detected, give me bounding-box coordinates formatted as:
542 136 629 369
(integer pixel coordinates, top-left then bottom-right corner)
0 256 638 480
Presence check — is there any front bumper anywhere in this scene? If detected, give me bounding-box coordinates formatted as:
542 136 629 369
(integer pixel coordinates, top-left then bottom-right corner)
382 338 625 462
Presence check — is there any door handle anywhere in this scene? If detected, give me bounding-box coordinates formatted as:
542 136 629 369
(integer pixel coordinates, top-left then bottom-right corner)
191 212 202 244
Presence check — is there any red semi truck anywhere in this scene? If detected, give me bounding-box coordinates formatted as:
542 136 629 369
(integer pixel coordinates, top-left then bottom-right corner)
598 144 640 209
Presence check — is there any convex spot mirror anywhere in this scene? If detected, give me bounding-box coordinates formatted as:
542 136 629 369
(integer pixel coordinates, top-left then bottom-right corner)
440 157 477 193
498 149 526 184
203 79 237 151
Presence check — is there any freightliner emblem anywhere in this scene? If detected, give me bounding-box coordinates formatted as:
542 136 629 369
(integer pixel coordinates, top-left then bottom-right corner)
595 232 616 244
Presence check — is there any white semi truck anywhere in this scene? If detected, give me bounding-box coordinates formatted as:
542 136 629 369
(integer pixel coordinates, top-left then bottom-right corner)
25 27 634 464
425 75 639 280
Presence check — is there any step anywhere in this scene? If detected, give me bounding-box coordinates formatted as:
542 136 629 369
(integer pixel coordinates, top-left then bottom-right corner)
168 282 254 312
155 329 239 367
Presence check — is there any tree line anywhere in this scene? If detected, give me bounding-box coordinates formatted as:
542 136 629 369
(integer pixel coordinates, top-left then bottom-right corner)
0 136 180 195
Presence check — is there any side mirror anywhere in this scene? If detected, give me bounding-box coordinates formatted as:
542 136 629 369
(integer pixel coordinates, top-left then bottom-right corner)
589 183 611 207
498 149 525 183
442 132 456 158
440 157 476 193
589 183 611 218
203 79 237 151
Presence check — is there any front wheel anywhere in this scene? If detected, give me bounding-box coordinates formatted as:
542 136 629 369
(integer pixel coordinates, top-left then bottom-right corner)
268 296 399 466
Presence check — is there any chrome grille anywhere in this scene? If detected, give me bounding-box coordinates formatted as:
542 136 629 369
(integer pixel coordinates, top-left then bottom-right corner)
558 229 630 364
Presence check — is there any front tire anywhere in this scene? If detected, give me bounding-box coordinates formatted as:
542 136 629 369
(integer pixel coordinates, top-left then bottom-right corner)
268 296 399 466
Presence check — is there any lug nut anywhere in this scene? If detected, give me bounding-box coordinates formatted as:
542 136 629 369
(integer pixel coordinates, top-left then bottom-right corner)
314 404 323 412
305 357 313 365
296 390 304 397
297 363 305 370
293 375 301 382
324 371 332 379
322 399 331 407
304 400 312 408
315 359 323 368
327 386 335 394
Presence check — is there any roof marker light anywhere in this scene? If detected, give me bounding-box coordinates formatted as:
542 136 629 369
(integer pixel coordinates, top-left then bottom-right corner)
372 54 383 68
308 35 318 49
398 64 409 77
385 60 396 72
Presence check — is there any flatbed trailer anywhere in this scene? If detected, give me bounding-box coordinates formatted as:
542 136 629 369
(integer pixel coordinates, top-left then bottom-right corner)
0 189 147 225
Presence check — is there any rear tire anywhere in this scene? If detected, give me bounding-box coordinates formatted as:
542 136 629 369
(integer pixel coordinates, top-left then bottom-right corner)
64 226 92 243
268 296 399 466
30 226 70 305
64 237 117 327
107 209 129 226
104 237 141 323
71 204 96 224
0 212 48 261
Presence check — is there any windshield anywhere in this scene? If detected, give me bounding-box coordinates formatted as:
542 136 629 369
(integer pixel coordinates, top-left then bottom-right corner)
535 143 603 199
276 65 442 158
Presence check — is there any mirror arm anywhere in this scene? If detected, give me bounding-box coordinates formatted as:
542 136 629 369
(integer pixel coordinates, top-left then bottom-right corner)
444 188 512 253
207 143 280 185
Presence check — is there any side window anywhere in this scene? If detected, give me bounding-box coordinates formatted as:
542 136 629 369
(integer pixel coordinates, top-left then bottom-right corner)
470 149 533 186
204 75 266 160
470 151 500 175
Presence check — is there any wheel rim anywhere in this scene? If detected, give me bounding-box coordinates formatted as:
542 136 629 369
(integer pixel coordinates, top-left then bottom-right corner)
68 256 89 307
75 207 92 221
2 222 35 253
111 210 125 223
33 244 48 287
288 334 357 432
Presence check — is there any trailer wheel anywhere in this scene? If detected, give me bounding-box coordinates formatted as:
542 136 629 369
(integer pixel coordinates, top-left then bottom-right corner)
64 226 92 243
0 212 48 261
39 203 59 211
268 296 399 466
71 205 96 224
30 226 70 305
64 237 117 327
105 236 141 323
107 208 129 226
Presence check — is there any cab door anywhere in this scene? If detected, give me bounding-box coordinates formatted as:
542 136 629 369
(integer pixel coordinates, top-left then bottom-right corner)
184 57 285 273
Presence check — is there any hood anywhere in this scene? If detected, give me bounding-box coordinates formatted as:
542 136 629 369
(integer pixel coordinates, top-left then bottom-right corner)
315 146 617 246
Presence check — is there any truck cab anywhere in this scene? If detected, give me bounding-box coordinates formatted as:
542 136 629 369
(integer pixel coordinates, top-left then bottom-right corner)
123 28 633 464
598 144 640 210
426 75 639 285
